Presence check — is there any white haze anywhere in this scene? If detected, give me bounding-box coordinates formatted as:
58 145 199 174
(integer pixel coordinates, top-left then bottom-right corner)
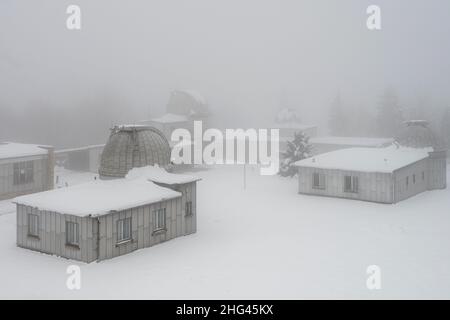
1 0 450 147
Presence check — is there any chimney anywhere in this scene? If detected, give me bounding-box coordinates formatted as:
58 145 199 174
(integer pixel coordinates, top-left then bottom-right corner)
40 145 55 191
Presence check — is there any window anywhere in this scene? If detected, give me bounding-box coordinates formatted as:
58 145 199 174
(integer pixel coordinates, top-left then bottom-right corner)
413 174 416 184
13 161 34 185
312 173 326 189
185 201 193 216
117 217 132 243
66 221 79 246
28 214 39 237
154 208 166 231
406 176 409 189
344 175 359 193
422 171 425 181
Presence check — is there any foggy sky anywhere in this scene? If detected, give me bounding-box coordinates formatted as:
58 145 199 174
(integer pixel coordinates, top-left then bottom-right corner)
1 0 450 147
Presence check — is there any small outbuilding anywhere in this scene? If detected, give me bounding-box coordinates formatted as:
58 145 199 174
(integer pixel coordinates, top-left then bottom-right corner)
295 147 444 203
295 120 447 203
14 165 199 262
0 142 54 200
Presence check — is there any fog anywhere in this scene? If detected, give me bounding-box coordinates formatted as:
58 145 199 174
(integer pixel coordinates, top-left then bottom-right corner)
1 0 450 148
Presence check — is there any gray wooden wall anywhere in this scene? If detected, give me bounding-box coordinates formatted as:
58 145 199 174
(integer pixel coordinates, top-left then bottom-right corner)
297 166 393 203
94 181 197 261
16 204 97 263
0 156 51 201
427 151 447 190
98 196 190 261
298 154 447 204
393 158 429 202
155 181 197 235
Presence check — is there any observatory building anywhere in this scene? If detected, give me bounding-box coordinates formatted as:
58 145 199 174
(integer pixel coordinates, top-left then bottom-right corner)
14 125 199 262
99 125 171 179
140 89 211 141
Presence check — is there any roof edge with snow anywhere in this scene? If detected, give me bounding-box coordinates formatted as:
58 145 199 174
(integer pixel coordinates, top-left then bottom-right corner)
294 146 431 173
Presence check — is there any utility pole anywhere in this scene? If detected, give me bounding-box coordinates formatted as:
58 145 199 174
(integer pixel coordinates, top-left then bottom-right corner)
243 163 247 190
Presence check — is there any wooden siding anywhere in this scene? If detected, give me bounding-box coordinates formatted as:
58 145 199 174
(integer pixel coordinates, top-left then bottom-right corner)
16 204 97 263
0 156 50 200
427 152 447 190
155 182 197 235
97 197 187 261
297 166 393 203
393 157 437 202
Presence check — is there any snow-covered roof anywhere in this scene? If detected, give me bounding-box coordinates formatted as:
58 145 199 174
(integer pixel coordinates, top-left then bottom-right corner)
126 165 200 185
13 178 181 217
112 124 152 131
55 144 105 154
294 146 431 173
310 136 394 147
0 142 51 160
149 113 189 124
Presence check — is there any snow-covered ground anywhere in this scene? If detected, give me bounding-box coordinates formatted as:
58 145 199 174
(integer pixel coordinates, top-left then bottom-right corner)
1 165 450 299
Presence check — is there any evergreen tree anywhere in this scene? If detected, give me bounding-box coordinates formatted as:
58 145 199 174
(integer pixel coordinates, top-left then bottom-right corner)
279 131 312 177
376 88 403 137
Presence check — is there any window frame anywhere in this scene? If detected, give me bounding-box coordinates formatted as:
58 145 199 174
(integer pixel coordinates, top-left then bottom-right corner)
312 172 326 190
117 217 132 243
344 175 359 193
27 213 39 237
185 201 193 217
66 221 80 246
13 161 34 185
153 208 166 232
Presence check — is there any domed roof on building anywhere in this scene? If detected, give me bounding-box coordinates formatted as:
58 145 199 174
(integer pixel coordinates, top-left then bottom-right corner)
166 89 209 117
99 125 171 179
395 120 443 150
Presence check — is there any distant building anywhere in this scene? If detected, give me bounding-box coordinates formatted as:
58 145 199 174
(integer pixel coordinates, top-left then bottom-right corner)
166 89 210 122
143 113 194 141
99 125 171 179
14 165 199 262
140 90 210 141
55 144 104 173
294 121 446 203
0 142 54 200
310 136 394 155
272 107 317 138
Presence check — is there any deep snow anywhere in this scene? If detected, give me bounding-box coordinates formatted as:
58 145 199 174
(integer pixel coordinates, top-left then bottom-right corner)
0 165 449 299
